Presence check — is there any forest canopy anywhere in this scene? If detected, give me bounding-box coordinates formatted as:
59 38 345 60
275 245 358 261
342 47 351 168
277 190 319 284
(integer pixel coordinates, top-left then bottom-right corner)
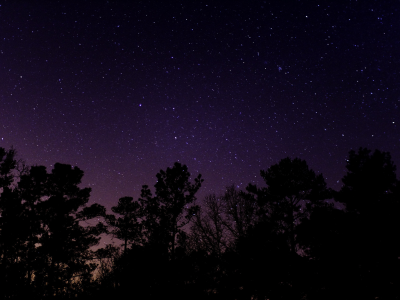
0 146 399 299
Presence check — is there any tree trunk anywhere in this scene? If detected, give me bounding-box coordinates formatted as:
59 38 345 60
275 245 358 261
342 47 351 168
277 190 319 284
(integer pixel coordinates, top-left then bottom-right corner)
171 223 176 261
289 201 296 253
124 231 128 255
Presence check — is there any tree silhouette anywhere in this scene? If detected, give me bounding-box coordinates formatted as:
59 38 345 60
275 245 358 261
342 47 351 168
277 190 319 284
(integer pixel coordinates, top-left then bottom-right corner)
1 162 108 298
0 147 17 189
138 184 168 252
140 162 203 260
220 185 257 241
222 220 297 300
336 147 398 213
189 185 257 258
295 148 400 299
101 163 203 299
189 193 230 257
296 203 351 299
0 186 28 298
91 244 121 297
333 148 400 299
17 165 48 295
0 147 27 298
252 157 330 253
37 163 107 297
106 196 142 255
4 146 400 299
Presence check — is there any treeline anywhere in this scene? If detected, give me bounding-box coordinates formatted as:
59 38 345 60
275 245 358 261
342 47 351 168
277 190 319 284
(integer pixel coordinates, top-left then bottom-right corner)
0 147 399 299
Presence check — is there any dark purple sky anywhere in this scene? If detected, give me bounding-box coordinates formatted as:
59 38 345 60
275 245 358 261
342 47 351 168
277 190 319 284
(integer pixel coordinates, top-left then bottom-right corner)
1 1 399 214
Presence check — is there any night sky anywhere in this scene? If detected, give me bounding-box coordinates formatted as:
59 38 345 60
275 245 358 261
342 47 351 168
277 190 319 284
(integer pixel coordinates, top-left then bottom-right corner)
1 1 399 214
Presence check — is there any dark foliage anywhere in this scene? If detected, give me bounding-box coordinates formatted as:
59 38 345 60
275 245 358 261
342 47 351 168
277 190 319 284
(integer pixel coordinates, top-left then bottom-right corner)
0 148 107 299
106 196 142 254
246 157 331 253
1 147 399 299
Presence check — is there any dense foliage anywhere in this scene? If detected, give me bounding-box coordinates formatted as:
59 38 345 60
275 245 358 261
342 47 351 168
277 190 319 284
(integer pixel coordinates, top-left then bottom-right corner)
0 147 399 299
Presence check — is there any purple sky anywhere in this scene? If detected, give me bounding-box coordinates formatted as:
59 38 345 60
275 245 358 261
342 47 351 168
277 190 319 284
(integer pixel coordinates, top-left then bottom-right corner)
1 1 399 217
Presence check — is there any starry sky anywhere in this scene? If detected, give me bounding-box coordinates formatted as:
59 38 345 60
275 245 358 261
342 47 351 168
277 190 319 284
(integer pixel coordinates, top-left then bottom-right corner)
1 0 399 213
